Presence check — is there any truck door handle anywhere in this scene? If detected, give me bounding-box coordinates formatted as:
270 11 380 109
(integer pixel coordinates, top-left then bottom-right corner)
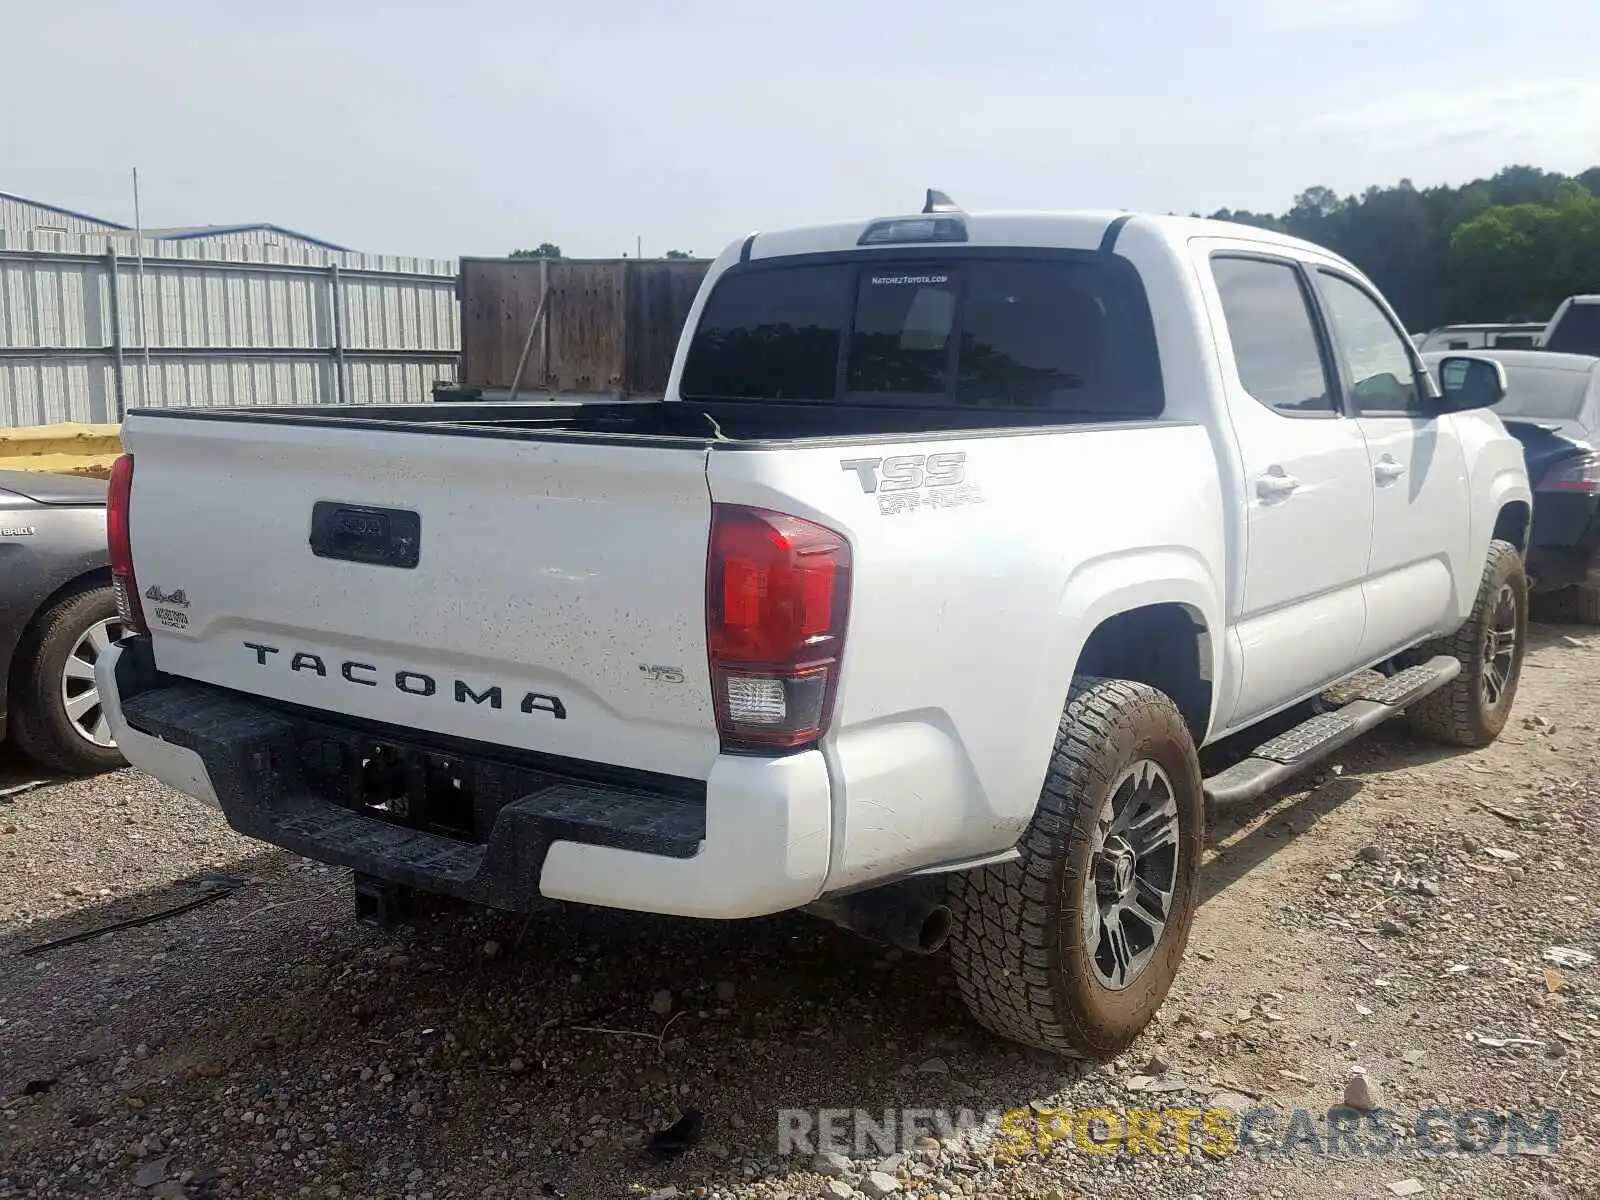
1374 457 1407 484
1256 469 1300 499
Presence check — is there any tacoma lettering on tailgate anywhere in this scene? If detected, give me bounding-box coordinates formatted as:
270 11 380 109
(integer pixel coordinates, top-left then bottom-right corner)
242 642 567 719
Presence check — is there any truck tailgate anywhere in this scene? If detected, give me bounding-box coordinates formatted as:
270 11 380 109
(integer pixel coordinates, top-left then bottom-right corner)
121 416 719 780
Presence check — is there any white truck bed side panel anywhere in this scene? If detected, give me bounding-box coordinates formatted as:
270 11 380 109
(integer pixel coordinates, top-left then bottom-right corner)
707 422 1225 891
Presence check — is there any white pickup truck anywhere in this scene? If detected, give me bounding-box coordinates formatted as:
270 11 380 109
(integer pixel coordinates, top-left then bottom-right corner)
99 198 1531 1059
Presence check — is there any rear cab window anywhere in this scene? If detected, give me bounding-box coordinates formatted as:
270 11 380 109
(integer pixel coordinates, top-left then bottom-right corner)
677 264 851 402
679 255 1163 418
848 268 957 398
1546 303 1600 356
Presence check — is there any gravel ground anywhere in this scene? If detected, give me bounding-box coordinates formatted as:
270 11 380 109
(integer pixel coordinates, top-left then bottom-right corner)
2 621 1598 1200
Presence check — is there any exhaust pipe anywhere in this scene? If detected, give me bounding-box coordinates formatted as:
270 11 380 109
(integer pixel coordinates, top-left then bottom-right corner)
804 878 953 955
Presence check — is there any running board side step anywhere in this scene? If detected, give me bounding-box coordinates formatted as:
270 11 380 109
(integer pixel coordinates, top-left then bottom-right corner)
1203 656 1460 806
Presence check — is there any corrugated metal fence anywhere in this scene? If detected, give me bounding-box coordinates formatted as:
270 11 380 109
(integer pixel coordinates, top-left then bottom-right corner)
0 228 459 427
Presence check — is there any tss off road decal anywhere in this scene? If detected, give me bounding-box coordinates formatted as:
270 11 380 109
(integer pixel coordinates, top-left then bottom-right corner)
840 452 985 515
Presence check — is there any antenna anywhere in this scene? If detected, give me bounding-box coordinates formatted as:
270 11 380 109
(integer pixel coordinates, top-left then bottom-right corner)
132 167 152 407
923 189 961 214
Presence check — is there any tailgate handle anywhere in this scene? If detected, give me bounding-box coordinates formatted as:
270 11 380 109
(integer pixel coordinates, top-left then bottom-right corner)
309 502 421 569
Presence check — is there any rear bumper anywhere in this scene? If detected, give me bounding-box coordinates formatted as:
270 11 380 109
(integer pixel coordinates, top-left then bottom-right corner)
97 640 832 919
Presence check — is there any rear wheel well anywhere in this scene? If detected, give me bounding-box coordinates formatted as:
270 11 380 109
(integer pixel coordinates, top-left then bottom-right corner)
1494 501 1531 554
7 568 113 691
1073 604 1212 742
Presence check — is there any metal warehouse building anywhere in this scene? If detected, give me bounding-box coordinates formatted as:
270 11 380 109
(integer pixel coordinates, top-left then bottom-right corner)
1 192 366 258
0 191 127 247
0 191 460 427
137 222 356 258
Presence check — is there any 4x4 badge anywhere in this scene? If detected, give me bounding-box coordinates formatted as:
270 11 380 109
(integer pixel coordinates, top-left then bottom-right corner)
144 585 190 608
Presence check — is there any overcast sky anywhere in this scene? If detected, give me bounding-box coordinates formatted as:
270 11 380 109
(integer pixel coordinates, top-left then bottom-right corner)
5 0 1598 259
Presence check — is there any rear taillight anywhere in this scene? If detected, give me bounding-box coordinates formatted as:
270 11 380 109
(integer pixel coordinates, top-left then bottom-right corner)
107 453 148 635
1540 454 1600 495
707 504 851 752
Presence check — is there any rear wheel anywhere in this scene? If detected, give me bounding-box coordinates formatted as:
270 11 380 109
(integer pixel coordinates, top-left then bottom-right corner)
1542 582 1600 626
8 584 127 774
946 677 1204 1058
1403 539 1527 748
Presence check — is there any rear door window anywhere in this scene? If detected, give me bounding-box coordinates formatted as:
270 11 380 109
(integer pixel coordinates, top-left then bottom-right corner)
1211 256 1337 416
680 257 1162 417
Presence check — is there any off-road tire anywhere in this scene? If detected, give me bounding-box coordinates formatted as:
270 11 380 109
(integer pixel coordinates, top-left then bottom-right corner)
1403 539 1527 748
946 677 1204 1059
7 584 126 775
1542 583 1600 626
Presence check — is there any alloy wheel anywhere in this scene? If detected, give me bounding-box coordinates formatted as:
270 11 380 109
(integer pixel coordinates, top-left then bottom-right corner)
60 617 124 748
1080 759 1181 990
1480 583 1518 709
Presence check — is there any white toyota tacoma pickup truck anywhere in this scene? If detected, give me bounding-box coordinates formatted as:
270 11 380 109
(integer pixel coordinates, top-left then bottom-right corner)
99 198 1531 1059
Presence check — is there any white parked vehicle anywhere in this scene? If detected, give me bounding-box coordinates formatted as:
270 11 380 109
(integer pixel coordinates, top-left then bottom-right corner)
99 197 1531 1058
1412 322 1545 354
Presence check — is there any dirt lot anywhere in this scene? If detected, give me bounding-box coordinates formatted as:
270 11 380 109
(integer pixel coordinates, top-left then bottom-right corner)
2 622 1598 1200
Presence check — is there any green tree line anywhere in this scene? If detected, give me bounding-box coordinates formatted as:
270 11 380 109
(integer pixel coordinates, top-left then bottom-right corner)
508 165 1600 333
508 245 696 260
1210 164 1600 333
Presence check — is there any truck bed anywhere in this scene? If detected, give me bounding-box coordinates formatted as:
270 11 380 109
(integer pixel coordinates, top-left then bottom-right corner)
113 395 1198 791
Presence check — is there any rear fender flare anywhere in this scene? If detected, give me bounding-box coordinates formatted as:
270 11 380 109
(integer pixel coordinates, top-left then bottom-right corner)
1018 548 1223 811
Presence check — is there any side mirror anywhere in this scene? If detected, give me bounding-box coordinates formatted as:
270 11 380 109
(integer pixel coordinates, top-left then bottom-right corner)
1436 355 1507 412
